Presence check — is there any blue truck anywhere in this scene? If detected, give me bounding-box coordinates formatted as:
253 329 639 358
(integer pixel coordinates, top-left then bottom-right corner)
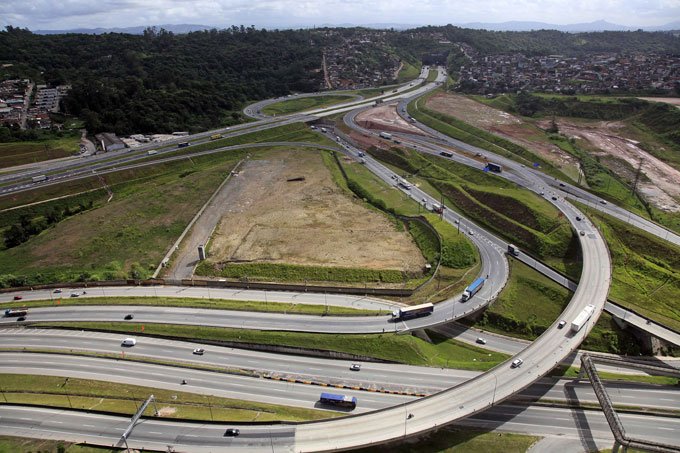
462 277 485 301
319 392 357 410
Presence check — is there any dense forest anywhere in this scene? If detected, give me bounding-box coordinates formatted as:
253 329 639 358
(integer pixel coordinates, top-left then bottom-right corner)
0 26 325 134
1 25 678 136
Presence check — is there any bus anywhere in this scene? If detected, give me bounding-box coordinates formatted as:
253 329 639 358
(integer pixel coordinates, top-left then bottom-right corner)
392 302 434 320
319 392 357 410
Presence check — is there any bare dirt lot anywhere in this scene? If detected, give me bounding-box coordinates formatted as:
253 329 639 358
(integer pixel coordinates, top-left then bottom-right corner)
355 102 425 135
425 92 579 174
638 97 680 108
552 120 680 212
207 149 425 273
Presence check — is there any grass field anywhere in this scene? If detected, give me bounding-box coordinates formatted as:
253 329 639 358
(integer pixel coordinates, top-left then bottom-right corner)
0 134 80 169
357 428 539 453
397 61 421 83
0 437 120 453
425 69 438 83
261 95 354 115
39 322 510 370
473 259 643 355
9 296 383 316
579 203 680 334
0 374 334 422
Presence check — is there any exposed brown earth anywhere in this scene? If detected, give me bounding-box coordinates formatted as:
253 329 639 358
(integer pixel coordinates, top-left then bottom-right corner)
638 97 680 108
551 120 680 212
425 92 579 174
207 149 425 272
355 102 425 135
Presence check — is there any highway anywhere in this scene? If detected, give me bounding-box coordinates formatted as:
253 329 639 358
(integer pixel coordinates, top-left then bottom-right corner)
2 67 672 452
1 333 679 411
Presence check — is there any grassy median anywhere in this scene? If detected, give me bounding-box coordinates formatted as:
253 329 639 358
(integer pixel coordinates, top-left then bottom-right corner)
0 374 335 423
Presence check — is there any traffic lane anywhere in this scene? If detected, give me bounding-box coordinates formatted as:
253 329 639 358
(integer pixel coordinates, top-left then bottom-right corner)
0 406 297 453
4 330 678 410
0 353 412 412
0 285 399 311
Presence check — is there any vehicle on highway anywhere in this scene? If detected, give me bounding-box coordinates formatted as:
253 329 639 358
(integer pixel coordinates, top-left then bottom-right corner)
53 289 62 293
16 316 25 322
468 229 474 235
600 200 607 205
580 231 586 236
558 320 567 329
462 277 485 301
177 142 190 148
440 151 453 158
210 134 222 140
124 314 134 320
551 196 558 201
13 295 22 300
70 293 79 297
575 216 582 221
571 304 596 332
559 183 565 187
224 428 240 437
121 338 137 347
5 308 27 317
193 348 205 355
476 337 487 345
350 363 361 371
319 392 357 410
507 244 520 256
511 358 524 368
391 303 434 321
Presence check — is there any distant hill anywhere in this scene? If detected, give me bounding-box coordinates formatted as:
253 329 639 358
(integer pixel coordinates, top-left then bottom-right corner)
32 20 680 35
459 20 680 32
34 24 213 35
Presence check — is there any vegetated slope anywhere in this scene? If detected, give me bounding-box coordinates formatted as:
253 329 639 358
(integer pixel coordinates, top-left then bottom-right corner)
584 205 680 334
364 141 577 271
0 150 245 286
474 259 641 355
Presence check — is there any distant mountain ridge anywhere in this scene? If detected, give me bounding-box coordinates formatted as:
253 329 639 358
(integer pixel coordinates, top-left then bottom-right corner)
32 20 680 35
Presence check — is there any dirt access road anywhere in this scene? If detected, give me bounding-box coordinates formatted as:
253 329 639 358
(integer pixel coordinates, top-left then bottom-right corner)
198 149 425 279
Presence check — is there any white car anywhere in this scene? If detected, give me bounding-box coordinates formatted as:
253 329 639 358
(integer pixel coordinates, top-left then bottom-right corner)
476 337 487 345
468 229 474 235
193 348 205 355
121 338 136 347
350 363 361 371
511 358 523 368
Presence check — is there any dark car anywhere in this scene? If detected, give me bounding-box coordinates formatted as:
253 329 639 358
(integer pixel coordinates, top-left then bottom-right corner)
224 428 240 437
575 216 582 221
124 314 134 320
16 316 26 322
551 196 557 201
13 295 22 300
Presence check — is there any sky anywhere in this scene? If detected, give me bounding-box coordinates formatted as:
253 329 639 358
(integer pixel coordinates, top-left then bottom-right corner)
1 0 679 31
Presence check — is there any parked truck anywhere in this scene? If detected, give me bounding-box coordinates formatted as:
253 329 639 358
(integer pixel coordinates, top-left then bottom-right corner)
379 132 392 140
571 304 596 332
462 277 485 301
4 308 27 317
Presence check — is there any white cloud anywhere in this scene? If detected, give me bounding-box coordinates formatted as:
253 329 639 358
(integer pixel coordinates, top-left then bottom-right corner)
0 0 677 30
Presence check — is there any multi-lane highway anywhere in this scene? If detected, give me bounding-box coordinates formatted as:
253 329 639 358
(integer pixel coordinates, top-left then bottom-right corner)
1 65 675 452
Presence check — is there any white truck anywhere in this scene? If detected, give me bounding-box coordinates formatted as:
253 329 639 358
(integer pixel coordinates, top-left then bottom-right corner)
379 132 392 140
571 304 596 332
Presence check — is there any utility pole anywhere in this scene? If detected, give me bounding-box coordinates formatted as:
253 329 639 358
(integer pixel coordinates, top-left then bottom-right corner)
631 158 644 196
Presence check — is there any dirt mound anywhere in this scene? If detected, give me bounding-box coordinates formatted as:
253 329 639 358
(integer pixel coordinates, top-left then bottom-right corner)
355 103 425 135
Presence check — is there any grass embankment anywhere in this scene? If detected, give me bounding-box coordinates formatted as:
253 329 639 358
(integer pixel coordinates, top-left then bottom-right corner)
358 135 579 276
0 436 118 453
0 141 332 287
478 93 680 234
553 366 678 386
472 259 643 355
425 69 438 83
408 90 564 179
396 61 421 83
10 296 382 316
357 428 539 453
338 152 480 302
0 133 80 169
0 374 333 422
261 95 354 115
37 322 509 371
580 203 680 335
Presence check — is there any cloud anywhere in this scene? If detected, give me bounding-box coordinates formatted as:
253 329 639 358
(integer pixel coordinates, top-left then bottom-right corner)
0 0 677 30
